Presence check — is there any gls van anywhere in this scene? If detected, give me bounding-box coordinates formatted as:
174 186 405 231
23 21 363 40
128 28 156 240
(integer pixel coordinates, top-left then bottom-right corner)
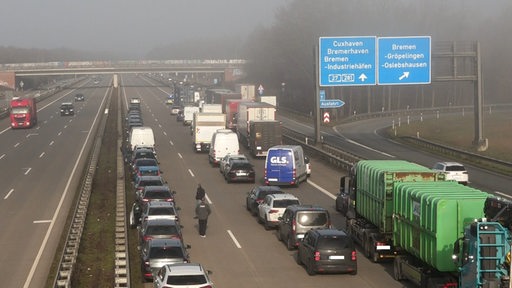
208 129 240 166
265 145 307 186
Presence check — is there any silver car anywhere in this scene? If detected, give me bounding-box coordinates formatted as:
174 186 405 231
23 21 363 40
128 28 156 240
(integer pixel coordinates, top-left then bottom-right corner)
140 238 190 281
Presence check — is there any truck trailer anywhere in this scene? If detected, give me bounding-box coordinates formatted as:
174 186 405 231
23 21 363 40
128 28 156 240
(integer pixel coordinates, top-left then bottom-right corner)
224 99 253 131
183 106 200 126
340 160 512 288
236 102 276 147
192 113 226 152
10 97 37 128
248 120 282 157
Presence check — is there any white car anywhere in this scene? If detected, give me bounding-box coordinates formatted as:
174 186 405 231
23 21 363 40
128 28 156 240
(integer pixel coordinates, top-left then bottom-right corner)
258 193 300 230
304 156 311 177
432 161 469 185
219 154 247 174
153 263 214 288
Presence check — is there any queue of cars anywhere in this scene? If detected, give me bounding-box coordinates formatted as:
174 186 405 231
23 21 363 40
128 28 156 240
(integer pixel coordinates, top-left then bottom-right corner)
245 185 358 276
126 98 215 287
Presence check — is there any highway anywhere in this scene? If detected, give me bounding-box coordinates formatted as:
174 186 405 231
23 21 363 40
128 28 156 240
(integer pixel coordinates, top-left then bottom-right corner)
2 73 510 288
0 78 110 288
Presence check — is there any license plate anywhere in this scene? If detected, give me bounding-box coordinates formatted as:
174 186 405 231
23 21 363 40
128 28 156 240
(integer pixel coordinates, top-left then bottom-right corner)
236 172 247 176
329 255 345 260
297 234 304 239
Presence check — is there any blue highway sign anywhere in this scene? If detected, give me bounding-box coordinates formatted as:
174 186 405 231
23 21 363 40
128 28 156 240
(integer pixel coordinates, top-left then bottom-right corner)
320 99 345 109
319 36 376 86
378 36 431 85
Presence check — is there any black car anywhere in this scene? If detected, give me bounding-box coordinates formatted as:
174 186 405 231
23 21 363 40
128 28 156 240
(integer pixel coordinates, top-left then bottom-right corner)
296 229 357 276
223 159 255 183
60 102 75 116
246 186 284 216
136 185 176 207
74 93 85 101
138 218 183 246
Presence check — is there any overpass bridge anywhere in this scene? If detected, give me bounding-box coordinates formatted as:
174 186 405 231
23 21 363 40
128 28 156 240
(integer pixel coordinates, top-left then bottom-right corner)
0 59 247 89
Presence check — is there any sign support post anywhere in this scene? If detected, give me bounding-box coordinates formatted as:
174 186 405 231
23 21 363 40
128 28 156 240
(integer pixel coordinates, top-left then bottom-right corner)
314 44 321 144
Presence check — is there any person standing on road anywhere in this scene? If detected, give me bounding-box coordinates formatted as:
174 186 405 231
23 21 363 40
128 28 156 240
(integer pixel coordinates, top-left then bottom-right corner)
195 197 211 238
195 184 205 204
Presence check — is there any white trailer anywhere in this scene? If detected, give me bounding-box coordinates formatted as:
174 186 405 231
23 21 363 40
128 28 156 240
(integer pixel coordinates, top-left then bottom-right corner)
237 102 276 146
192 113 226 152
183 106 200 126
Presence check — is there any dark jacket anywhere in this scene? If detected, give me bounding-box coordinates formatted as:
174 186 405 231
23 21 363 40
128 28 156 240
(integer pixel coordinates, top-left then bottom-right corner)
196 202 211 220
195 186 206 200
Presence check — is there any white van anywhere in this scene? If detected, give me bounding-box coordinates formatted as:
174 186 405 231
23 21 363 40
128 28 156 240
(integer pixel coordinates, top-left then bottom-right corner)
129 126 155 150
208 129 240 166
264 145 307 187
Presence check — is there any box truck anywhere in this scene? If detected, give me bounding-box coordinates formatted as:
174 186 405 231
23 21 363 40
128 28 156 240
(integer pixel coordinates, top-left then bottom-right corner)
192 113 226 152
237 102 276 146
248 120 282 157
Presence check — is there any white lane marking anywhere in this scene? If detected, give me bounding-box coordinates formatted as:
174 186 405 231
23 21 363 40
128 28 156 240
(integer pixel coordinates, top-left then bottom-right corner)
58 132 62 136
163 131 167 136
0 127 10 134
64 125 68 129
495 191 512 199
307 179 336 200
178 153 183 159
205 194 212 205
169 140 174 146
227 230 242 248
14 142 20 148
33 220 52 224
188 169 195 177
158 124 162 128
4 188 14 199
0 154 5 159
49 141 54 146
24 168 32 175
39 152 45 158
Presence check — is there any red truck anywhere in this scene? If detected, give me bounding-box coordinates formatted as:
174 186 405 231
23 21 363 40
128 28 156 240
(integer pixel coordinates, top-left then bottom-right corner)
224 99 253 131
10 97 37 129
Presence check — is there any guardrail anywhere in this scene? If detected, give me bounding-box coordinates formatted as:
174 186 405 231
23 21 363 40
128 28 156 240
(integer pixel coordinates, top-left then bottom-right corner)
400 136 512 176
281 125 512 178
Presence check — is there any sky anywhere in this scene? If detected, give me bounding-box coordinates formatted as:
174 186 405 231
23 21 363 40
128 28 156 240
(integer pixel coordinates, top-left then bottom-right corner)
1 0 290 57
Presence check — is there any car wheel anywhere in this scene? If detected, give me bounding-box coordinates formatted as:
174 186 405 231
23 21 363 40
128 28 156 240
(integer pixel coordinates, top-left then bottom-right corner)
295 251 302 265
257 214 264 224
276 229 282 241
350 269 357 276
306 261 317 276
264 217 271 230
286 236 295 250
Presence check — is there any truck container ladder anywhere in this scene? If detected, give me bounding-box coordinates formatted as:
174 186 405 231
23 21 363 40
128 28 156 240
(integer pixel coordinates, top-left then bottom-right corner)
475 223 510 286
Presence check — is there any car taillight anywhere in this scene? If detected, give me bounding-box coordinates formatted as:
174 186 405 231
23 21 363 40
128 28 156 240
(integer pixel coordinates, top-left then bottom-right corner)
143 235 153 241
142 198 149 202
292 219 296 232
166 198 174 202
351 250 357 261
314 251 320 261
269 209 279 214
256 199 263 204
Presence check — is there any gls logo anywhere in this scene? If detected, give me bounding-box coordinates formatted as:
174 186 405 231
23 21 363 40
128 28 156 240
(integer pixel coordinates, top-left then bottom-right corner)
270 156 288 164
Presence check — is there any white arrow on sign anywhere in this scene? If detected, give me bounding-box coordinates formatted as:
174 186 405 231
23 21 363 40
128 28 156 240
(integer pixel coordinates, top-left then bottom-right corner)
359 73 368 82
399 72 410 80
323 112 330 123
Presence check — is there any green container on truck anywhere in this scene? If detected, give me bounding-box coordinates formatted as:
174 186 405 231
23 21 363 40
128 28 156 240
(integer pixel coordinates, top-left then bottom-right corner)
393 181 489 272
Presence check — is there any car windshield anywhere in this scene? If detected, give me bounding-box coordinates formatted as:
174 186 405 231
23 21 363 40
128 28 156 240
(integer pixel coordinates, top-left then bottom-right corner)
139 180 163 187
231 163 252 170
274 199 300 208
149 208 175 216
167 275 207 285
140 170 159 176
318 236 352 250
149 246 183 258
446 165 466 172
297 212 328 226
146 225 178 236
145 191 172 199
136 159 158 166
257 190 282 200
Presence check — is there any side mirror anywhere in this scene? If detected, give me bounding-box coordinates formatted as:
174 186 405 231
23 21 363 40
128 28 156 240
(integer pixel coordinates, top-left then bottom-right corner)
172 190 177 195
186 244 192 249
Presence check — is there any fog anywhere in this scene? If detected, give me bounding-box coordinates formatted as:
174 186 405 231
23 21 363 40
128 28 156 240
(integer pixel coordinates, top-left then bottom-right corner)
0 0 290 58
